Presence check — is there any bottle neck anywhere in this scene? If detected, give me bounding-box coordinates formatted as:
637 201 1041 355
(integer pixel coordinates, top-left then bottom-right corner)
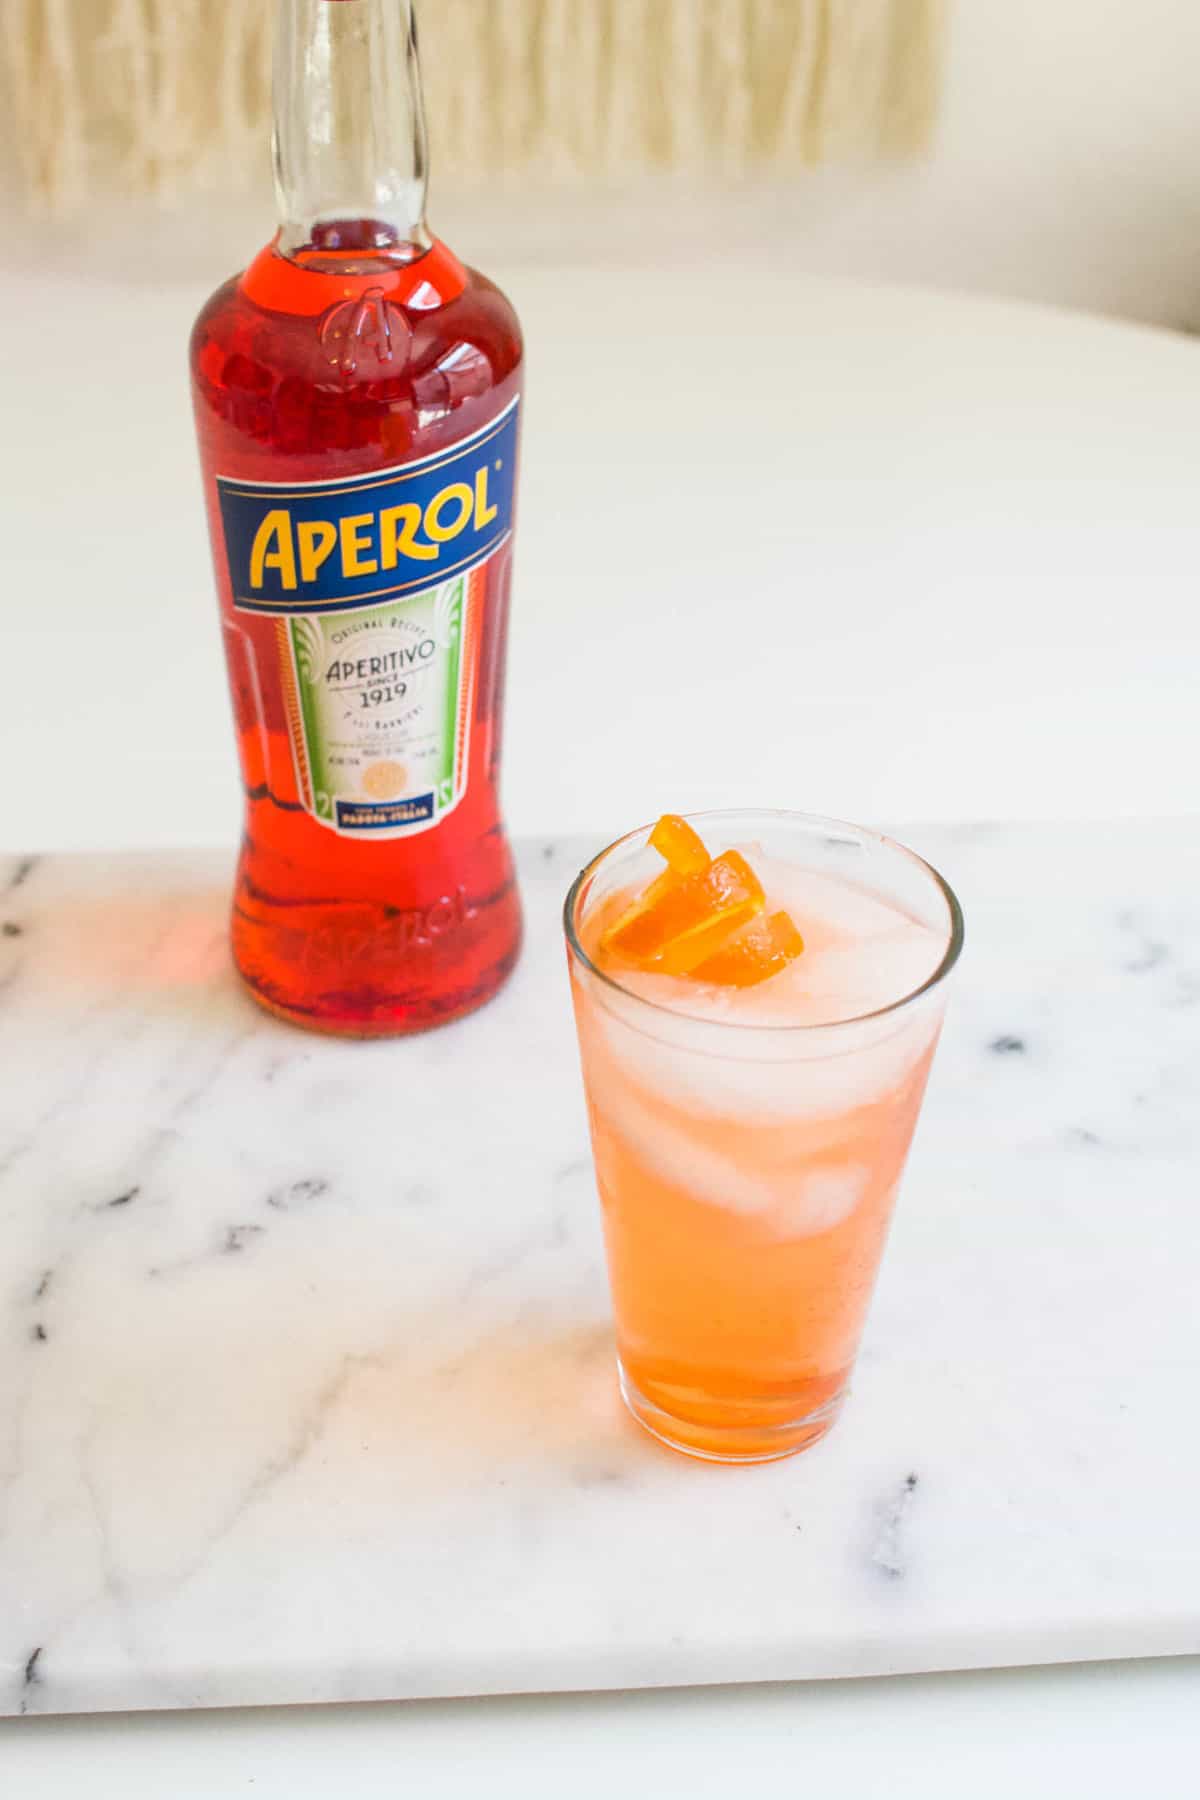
273 0 431 267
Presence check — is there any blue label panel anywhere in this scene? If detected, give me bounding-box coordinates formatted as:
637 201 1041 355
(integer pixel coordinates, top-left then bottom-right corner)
335 794 436 832
216 400 519 615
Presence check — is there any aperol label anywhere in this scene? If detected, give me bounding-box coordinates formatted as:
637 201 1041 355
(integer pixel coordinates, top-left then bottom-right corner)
215 399 518 614
273 561 488 837
213 403 518 839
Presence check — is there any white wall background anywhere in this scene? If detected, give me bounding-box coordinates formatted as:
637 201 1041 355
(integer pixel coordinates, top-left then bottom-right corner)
792 0 1200 327
442 0 1200 330
2 0 1197 327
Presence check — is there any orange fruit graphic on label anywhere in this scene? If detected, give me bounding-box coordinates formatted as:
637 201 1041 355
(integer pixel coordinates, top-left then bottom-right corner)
362 761 407 800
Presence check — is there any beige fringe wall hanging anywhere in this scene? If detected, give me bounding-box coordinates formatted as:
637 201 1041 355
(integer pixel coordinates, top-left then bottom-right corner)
1 0 948 210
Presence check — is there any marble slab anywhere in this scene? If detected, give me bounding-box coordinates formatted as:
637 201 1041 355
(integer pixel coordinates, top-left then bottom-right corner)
1 822 1199 1717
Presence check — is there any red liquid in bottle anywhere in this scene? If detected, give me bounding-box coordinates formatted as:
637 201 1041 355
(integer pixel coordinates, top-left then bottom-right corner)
190 228 523 1035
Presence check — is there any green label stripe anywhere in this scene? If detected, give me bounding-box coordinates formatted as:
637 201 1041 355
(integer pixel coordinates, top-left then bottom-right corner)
291 616 332 817
439 577 464 801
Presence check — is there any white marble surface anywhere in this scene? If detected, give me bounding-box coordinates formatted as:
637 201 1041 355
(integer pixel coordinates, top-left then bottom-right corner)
1 820 1199 1718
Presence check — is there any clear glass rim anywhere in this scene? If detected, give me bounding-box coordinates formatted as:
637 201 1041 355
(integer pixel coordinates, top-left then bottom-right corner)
562 808 965 1036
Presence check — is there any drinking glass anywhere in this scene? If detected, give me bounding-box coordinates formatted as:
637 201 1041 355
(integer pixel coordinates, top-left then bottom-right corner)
564 810 963 1462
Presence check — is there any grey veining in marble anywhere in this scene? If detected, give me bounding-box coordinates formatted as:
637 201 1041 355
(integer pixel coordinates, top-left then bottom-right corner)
1 823 1199 1716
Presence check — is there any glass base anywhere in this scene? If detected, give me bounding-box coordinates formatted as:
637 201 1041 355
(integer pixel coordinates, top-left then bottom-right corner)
617 1361 846 1465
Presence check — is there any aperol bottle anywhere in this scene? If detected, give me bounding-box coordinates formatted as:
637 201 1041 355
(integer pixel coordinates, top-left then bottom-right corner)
190 0 523 1035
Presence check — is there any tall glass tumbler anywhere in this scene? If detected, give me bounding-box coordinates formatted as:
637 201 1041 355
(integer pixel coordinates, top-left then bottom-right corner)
565 811 963 1463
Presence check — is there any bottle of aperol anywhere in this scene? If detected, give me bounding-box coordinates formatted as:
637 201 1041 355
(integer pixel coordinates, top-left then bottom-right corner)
190 0 522 1035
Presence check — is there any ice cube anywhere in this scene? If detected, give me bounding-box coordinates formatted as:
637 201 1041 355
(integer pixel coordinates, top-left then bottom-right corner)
773 1165 874 1237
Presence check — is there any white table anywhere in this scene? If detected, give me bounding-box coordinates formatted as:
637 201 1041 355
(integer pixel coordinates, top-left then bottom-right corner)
2 260 1198 1787
2 262 1196 850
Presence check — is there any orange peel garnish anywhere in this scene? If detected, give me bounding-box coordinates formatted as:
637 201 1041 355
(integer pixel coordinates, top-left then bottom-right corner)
605 848 765 974
599 814 710 951
599 815 805 987
691 910 805 987
648 813 710 878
